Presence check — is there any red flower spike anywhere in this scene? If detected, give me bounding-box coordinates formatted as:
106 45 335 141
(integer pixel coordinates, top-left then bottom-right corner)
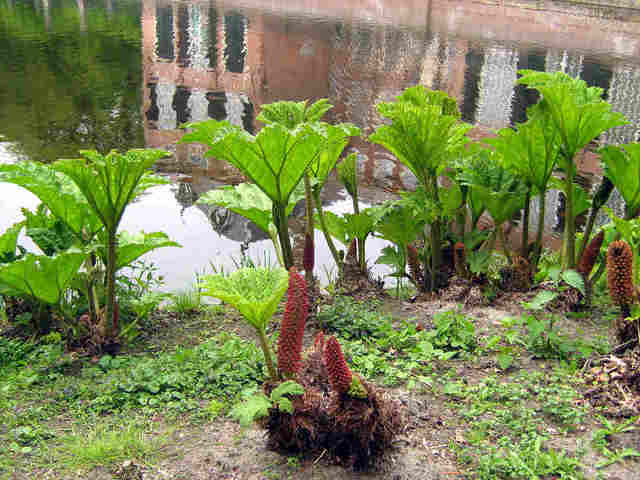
324 336 352 394
303 233 315 273
277 267 309 377
578 230 604 277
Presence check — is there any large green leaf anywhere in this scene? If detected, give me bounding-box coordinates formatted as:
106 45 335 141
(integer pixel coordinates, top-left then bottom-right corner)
517 70 627 161
0 222 24 262
307 122 361 187
199 267 289 331
374 201 425 247
53 149 169 233
257 99 333 128
0 251 85 304
105 231 181 270
384 85 461 118
344 207 384 242
370 100 471 185
600 143 640 217
0 162 102 241
459 151 526 227
181 121 326 205
22 204 75 256
314 211 349 245
486 112 558 193
198 183 305 234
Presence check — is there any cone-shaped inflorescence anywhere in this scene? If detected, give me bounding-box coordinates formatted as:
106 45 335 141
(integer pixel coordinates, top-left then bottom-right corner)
407 243 423 287
347 238 357 262
303 233 314 273
453 242 468 278
324 336 352 394
277 267 308 378
607 240 635 312
578 230 604 277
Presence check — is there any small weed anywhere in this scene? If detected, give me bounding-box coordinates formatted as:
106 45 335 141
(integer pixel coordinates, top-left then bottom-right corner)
592 415 640 468
167 289 203 316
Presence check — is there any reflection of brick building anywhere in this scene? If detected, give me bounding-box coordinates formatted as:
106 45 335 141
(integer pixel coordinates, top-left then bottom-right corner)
142 0 331 159
142 0 640 192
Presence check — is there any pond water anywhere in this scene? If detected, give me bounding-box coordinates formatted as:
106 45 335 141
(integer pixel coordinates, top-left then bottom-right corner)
1 0 640 290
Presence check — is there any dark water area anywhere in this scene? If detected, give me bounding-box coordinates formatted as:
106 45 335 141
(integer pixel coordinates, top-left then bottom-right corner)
1 0 640 289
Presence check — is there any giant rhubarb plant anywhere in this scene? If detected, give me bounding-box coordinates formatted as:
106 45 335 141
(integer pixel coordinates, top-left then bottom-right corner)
257 99 360 276
0 152 174 337
486 108 558 263
199 267 289 381
370 86 471 291
181 106 358 270
517 70 627 269
52 149 169 336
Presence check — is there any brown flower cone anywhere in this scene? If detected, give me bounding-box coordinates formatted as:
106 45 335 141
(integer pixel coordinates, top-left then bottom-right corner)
407 243 423 286
303 233 314 273
324 336 352 394
277 267 309 377
578 230 604 277
607 240 635 307
453 242 468 278
347 238 357 263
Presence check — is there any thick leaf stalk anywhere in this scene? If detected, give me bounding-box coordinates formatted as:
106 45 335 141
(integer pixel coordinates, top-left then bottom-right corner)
303 233 314 275
273 203 294 270
533 188 547 268
312 189 343 273
521 188 531 258
105 230 118 336
324 336 352 394
577 177 614 263
303 173 315 283
277 268 308 378
607 240 635 313
578 230 604 278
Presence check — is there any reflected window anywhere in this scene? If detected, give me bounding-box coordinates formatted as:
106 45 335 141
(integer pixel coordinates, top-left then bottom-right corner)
461 49 483 124
177 5 190 67
206 91 253 132
173 86 191 127
146 83 159 123
156 6 174 61
510 51 544 125
581 60 613 99
224 12 247 73
208 6 218 69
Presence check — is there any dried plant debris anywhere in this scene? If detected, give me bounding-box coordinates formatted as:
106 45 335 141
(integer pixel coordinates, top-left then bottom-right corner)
584 351 640 417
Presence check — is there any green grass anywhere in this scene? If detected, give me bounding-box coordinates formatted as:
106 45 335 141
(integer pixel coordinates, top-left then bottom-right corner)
52 420 168 471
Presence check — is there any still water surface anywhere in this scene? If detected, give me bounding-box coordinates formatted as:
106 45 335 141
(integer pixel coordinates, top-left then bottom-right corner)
1 0 639 289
